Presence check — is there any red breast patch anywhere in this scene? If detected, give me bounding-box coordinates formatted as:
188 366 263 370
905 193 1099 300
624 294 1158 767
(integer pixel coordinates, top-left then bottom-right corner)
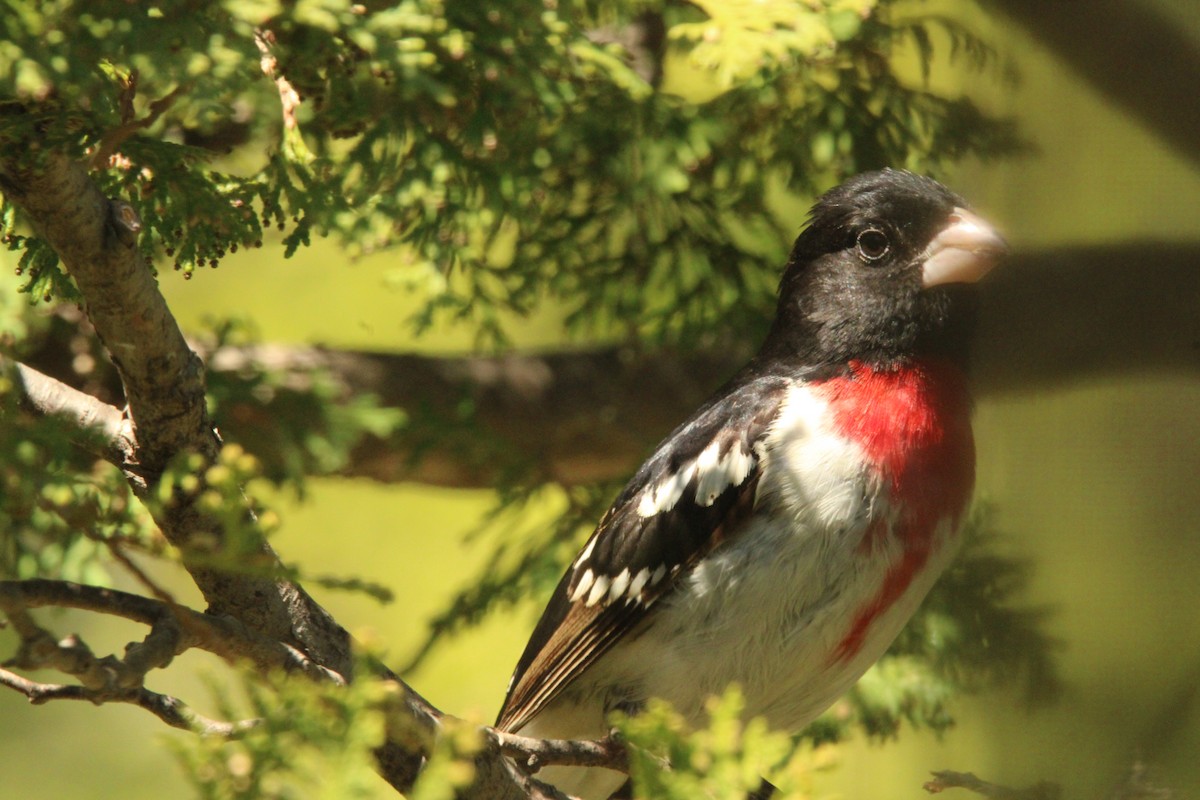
817 359 975 663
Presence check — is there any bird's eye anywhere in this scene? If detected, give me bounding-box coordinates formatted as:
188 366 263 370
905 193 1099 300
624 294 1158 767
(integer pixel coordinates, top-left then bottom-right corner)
855 229 890 262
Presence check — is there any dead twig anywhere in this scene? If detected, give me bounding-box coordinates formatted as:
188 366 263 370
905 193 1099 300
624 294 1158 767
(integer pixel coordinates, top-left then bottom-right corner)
0 666 258 736
925 770 1060 800
88 74 187 170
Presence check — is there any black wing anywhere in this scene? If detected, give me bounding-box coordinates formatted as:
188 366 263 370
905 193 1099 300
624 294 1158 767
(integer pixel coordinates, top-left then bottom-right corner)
496 374 790 732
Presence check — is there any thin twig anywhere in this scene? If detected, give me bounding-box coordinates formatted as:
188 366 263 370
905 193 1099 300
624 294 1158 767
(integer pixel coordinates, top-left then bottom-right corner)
89 82 188 170
0 667 258 736
255 30 301 131
105 539 179 606
925 770 1060 800
492 729 629 775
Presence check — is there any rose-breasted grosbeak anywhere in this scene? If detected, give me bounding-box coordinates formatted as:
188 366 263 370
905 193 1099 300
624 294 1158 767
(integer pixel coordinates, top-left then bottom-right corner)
496 170 1007 799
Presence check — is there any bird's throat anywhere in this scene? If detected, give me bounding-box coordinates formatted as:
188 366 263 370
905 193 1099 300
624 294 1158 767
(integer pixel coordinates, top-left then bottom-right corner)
817 358 975 511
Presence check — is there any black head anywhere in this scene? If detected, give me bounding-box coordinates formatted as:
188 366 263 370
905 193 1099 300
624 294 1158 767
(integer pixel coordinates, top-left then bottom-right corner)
763 169 1006 369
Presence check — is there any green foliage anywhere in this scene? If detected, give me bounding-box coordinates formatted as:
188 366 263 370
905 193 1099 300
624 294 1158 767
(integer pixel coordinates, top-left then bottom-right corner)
400 718 482 800
0 254 32 345
671 0 874 87
172 652 483 800
200 319 406 494
151 443 395 604
172 659 391 800
152 445 280 560
0 368 156 585
1 0 1021 346
9 235 79 304
618 686 829 799
842 655 958 740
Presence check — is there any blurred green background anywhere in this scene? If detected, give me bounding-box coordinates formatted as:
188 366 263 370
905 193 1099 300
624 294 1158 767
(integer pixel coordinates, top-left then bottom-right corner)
2 3 1199 799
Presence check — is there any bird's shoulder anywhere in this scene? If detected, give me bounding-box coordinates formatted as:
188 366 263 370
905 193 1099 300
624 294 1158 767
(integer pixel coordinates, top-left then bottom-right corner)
575 370 800 596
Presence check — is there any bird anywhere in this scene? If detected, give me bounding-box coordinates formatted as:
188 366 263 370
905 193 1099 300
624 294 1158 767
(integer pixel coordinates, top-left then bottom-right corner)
495 169 1008 799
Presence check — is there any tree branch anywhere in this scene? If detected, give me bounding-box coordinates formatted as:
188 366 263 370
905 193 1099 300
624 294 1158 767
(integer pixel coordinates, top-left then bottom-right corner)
0 586 577 800
19 242 1199 491
0 667 260 736
255 30 302 132
209 241 1200 487
492 730 630 775
0 148 208 476
0 355 131 466
0 580 341 682
0 138 364 680
0 128 561 795
0 145 302 641
0 577 595 799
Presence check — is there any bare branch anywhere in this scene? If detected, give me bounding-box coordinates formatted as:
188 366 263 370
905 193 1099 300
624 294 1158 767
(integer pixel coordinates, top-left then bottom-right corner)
925 770 1060 800
0 667 259 736
0 579 167 626
0 578 454 793
0 580 341 682
469 734 587 800
256 29 302 132
492 729 630 775
88 80 189 170
0 355 132 466
132 687 261 736
0 149 210 476
0 590 192 738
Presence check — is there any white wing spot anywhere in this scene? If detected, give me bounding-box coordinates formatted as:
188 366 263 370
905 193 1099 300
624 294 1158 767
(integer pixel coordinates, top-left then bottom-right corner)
628 567 651 600
574 536 597 568
570 568 595 603
586 574 611 607
650 564 667 586
639 439 757 517
608 568 631 603
694 441 755 506
636 462 698 517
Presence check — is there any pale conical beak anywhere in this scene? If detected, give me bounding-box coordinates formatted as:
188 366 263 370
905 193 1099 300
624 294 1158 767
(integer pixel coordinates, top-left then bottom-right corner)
921 207 1008 288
